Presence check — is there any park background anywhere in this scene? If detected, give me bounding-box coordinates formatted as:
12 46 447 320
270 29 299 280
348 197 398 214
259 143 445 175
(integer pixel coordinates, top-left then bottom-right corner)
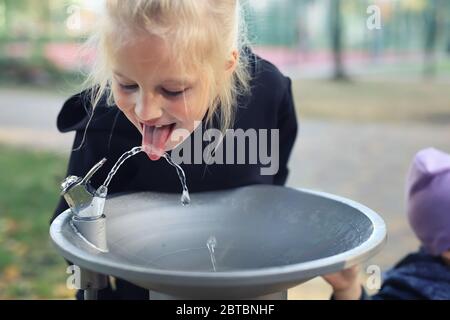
0 0 449 299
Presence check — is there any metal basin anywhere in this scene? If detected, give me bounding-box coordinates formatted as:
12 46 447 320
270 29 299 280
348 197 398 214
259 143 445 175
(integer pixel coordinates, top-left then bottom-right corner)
50 185 386 299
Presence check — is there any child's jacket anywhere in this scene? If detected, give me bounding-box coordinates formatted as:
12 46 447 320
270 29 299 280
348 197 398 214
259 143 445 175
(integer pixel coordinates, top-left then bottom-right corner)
367 248 450 300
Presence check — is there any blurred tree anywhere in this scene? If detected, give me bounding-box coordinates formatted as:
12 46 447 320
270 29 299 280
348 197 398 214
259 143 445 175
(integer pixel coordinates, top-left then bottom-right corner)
329 0 348 80
446 0 450 55
294 0 308 55
423 0 444 77
1 0 73 40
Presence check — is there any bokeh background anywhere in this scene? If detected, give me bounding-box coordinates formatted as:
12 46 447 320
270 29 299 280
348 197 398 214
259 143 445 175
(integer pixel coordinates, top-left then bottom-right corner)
0 0 449 299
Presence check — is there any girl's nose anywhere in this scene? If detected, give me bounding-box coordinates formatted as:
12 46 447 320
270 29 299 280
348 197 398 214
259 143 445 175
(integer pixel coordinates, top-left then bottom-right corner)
135 92 164 121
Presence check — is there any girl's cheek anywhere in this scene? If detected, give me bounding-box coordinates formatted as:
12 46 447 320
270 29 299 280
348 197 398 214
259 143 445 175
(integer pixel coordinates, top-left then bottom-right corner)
173 91 208 122
172 100 191 119
112 88 135 112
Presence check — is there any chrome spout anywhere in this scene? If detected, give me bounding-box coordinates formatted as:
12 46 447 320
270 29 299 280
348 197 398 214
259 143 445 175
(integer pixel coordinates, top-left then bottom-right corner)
60 158 108 220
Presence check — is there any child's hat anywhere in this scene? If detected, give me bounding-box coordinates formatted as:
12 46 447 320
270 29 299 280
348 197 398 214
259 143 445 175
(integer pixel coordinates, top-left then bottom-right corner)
407 148 450 256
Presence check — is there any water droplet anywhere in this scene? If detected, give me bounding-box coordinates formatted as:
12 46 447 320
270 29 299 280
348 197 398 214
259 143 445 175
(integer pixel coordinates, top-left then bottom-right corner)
163 153 190 206
207 236 217 272
181 190 191 206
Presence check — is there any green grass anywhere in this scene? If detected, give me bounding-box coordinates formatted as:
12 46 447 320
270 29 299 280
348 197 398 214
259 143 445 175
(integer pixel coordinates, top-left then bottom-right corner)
292 79 450 123
0 145 74 299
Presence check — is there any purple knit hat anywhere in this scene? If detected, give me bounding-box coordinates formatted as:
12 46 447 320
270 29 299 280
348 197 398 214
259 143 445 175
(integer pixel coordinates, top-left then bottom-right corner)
407 148 450 256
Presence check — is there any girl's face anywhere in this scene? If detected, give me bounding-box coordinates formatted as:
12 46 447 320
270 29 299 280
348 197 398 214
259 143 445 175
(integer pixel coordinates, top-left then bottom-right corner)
110 34 209 160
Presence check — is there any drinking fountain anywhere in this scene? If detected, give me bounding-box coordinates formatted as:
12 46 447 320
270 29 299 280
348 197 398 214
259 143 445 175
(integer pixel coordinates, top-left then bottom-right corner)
51 156 387 300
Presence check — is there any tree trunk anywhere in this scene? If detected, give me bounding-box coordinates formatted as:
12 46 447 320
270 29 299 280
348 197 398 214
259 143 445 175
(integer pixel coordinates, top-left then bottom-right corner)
330 0 348 81
446 1 450 55
423 0 439 78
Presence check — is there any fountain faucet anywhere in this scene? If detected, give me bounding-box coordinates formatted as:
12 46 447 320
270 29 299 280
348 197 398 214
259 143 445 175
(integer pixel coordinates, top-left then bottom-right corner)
60 158 108 220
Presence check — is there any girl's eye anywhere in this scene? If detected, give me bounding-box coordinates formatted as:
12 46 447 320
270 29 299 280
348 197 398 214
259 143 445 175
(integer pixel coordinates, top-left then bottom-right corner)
119 83 139 91
162 88 186 97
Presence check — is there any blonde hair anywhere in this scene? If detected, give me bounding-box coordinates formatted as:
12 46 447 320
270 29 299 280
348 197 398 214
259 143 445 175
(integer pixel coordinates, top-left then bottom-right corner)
81 0 251 133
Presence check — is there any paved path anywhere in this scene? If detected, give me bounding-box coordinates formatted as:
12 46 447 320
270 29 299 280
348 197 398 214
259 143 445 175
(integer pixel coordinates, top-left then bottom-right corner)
2 88 450 299
0 88 74 154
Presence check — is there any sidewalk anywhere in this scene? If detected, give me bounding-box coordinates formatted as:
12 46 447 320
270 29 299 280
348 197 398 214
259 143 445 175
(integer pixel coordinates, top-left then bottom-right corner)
0 88 74 154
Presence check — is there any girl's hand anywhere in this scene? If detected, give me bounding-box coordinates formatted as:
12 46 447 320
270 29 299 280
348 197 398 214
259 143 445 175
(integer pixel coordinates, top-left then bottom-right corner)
322 265 362 300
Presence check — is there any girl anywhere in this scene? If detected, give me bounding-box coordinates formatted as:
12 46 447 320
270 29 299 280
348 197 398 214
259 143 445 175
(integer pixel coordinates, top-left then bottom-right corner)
51 0 298 299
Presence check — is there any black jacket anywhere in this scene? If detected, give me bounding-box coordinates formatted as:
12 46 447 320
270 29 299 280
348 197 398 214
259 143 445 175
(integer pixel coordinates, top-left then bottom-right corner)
370 249 450 300
51 52 298 299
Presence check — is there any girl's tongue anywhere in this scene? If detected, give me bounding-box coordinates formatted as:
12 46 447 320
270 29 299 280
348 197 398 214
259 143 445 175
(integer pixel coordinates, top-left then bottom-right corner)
142 124 173 161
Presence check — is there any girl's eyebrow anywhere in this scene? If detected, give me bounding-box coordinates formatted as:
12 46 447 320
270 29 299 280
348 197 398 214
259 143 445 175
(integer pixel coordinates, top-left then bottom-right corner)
162 79 192 86
113 71 132 80
113 70 193 86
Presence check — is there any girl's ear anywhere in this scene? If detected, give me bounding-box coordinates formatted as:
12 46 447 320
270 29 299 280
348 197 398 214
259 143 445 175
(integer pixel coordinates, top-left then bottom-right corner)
225 49 238 73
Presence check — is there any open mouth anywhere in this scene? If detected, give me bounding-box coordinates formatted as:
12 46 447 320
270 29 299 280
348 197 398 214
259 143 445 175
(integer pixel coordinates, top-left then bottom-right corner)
141 122 176 161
